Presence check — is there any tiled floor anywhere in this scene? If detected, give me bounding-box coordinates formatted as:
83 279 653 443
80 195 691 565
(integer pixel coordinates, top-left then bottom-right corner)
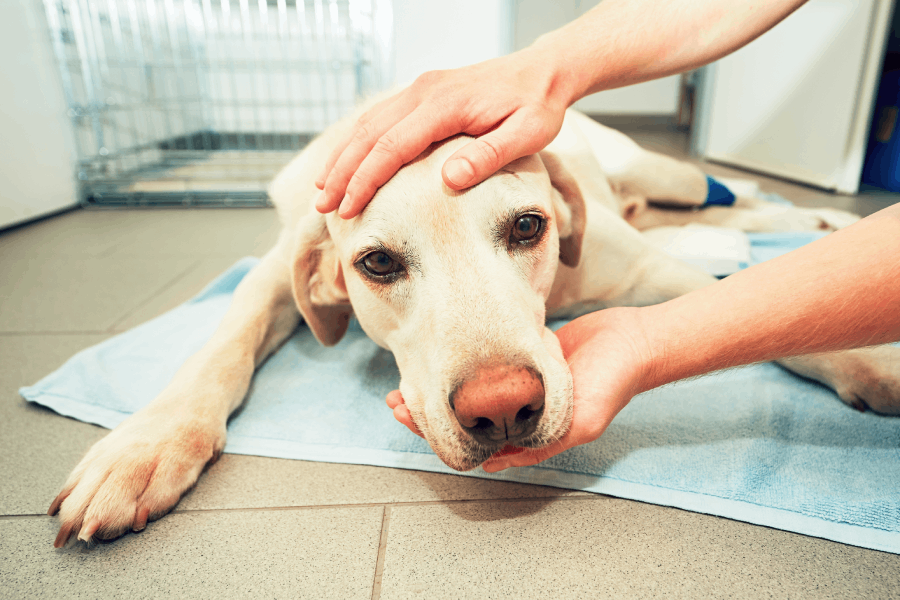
2 130 899 599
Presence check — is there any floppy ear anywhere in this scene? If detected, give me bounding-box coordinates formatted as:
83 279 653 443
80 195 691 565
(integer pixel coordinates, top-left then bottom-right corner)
290 212 352 346
539 150 586 267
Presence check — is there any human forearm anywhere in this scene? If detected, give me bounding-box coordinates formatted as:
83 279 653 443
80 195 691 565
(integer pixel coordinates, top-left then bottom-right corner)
529 0 808 104
637 204 900 392
318 0 810 218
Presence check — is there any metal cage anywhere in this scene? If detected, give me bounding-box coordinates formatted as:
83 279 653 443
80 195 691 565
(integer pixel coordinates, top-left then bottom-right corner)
42 0 392 206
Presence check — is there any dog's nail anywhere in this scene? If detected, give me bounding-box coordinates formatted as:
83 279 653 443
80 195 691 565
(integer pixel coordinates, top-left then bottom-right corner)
78 518 100 542
54 523 74 548
48 494 65 516
133 506 150 532
445 159 474 187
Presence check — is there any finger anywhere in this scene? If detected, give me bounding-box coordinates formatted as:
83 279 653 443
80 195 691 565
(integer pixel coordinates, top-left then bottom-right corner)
441 109 553 191
392 403 423 438
315 92 405 190
481 443 563 473
337 105 464 218
320 94 421 214
385 389 404 409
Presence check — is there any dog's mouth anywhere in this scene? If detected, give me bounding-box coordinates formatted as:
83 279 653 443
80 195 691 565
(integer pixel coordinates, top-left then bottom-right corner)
492 445 525 459
433 432 552 472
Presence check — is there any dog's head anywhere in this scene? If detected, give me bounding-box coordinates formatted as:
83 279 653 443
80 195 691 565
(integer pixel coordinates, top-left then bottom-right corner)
290 137 586 470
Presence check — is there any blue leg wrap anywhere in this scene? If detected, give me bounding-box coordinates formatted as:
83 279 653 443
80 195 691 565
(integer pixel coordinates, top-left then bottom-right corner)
704 175 736 206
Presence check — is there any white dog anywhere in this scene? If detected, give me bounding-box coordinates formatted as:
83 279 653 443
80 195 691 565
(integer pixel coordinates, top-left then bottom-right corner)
48 106 900 547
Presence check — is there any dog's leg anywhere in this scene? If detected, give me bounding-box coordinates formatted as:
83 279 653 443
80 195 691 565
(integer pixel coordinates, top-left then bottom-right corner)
49 237 300 547
630 197 861 233
595 142 860 233
777 349 900 415
560 214 900 414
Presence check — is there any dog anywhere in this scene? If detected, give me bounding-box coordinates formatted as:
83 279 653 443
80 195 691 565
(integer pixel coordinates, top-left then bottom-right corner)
48 105 900 547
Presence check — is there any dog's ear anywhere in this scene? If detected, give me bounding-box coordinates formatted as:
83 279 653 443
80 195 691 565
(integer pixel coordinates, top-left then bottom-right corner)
290 212 352 346
539 150 586 267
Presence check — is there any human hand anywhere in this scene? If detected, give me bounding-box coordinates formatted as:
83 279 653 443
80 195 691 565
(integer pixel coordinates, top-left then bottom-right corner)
385 308 654 471
315 47 574 218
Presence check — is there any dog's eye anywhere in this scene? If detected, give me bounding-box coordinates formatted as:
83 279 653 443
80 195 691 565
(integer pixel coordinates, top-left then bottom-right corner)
362 251 401 277
511 215 543 243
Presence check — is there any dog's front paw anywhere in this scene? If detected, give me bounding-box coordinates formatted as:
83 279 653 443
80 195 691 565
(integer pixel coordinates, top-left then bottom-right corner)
781 347 900 415
49 409 226 547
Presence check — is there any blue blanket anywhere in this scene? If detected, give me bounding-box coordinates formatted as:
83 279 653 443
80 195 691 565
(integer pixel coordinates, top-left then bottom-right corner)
20 232 900 553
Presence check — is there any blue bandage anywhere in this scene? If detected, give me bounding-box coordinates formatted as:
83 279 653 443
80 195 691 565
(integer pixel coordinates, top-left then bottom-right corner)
704 175 736 206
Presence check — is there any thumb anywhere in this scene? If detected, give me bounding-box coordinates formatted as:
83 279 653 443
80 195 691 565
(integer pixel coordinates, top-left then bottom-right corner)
441 110 548 190
481 440 567 473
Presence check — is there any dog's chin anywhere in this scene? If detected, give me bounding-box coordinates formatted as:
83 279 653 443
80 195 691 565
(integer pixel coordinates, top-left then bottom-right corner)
430 426 567 472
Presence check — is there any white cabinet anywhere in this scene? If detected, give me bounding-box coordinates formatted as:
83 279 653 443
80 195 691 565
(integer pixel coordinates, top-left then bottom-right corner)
695 0 894 193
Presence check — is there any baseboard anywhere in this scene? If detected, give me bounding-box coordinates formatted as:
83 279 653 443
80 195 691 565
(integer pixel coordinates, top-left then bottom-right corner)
583 113 682 131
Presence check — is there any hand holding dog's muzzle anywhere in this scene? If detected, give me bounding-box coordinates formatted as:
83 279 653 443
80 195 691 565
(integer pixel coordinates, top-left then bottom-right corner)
481 307 650 472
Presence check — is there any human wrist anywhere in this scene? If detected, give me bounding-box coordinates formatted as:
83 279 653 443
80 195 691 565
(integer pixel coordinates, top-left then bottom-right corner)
519 35 584 109
627 303 680 395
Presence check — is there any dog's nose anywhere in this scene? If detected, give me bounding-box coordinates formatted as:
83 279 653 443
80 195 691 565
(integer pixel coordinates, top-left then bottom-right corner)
450 365 545 444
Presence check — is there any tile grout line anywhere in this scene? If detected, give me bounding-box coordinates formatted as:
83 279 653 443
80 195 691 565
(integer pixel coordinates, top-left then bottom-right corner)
168 494 606 515
105 258 204 332
370 505 391 600
0 493 608 521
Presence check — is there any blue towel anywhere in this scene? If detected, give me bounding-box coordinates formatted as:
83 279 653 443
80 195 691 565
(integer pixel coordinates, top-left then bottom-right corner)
20 233 900 554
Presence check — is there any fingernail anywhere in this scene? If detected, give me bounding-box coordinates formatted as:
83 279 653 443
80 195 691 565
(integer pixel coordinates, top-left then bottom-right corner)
337 193 352 218
314 192 329 212
445 159 474 187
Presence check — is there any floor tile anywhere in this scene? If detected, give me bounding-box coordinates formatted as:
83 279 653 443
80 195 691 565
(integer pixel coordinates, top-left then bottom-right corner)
0 209 135 259
109 254 254 331
380 498 900 599
1 507 382 599
92 207 281 257
0 255 198 332
0 334 113 515
0 207 281 262
177 454 590 512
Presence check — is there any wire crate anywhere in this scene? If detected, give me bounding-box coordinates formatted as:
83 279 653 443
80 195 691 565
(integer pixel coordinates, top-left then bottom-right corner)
42 0 392 207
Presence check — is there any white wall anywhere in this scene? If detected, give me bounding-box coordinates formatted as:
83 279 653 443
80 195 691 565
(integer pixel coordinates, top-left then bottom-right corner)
391 0 512 85
0 0 78 229
513 0 679 115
